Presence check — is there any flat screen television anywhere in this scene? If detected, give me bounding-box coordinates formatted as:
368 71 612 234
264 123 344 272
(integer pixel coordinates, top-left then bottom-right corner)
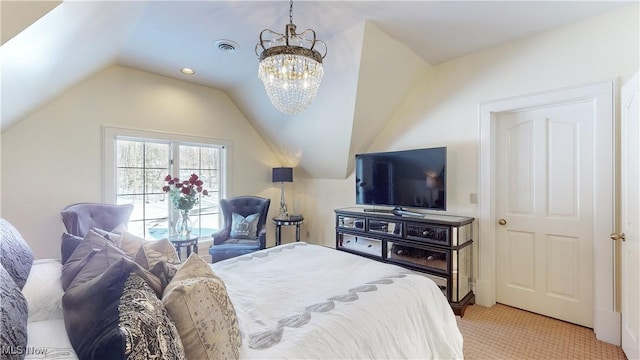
355 147 446 211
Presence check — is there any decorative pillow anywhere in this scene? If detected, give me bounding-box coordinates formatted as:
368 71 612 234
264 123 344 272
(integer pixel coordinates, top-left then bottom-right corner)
230 212 260 239
63 261 185 360
118 274 186 360
92 224 125 247
0 265 28 360
61 232 83 265
61 230 120 291
119 231 147 258
0 219 34 289
134 238 181 270
162 254 241 360
61 232 162 296
22 259 64 322
148 260 179 291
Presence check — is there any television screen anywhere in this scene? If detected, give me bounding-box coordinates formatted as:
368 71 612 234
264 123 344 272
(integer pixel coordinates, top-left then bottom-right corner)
355 147 446 211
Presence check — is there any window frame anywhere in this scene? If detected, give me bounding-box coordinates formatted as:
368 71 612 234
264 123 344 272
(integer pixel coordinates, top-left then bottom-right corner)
103 126 232 238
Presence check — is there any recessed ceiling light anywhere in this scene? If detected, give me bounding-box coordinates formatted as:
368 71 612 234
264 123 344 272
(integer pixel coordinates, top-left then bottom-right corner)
181 68 195 75
215 39 239 53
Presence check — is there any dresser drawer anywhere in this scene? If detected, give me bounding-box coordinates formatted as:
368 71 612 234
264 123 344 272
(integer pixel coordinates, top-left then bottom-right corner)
367 219 402 237
337 215 365 231
337 233 382 258
387 241 448 274
405 223 450 246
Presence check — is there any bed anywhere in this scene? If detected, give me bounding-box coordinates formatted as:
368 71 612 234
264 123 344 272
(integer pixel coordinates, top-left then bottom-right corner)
212 242 464 359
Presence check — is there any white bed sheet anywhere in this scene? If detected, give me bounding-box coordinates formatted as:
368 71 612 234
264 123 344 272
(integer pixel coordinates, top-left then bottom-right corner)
212 242 463 359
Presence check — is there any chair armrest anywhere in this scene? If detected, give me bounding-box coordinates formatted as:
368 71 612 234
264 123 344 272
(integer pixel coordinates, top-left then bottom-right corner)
258 229 267 249
211 228 230 245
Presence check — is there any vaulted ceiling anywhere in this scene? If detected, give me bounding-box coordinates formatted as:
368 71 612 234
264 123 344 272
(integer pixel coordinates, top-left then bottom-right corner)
1 1 631 178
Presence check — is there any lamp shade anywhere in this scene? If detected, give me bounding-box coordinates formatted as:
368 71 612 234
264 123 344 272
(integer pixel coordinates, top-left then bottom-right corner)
272 167 293 183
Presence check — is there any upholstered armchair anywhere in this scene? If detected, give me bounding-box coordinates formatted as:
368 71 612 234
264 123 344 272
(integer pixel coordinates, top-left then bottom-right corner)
209 196 271 263
61 202 134 237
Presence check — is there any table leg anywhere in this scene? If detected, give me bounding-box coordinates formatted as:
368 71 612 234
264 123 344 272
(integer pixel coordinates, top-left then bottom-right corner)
295 223 301 242
175 245 182 260
275 225 281 246
194 241 198 255
186 245 192 259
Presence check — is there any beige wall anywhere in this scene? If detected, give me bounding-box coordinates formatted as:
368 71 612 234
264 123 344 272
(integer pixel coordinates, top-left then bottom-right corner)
296 5 639 265
1 66 282 259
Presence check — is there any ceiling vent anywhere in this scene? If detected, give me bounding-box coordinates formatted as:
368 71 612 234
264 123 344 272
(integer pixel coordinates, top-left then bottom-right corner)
215 39 239 53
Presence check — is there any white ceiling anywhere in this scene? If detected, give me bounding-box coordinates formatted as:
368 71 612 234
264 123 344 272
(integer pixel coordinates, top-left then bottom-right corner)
1 1 632 178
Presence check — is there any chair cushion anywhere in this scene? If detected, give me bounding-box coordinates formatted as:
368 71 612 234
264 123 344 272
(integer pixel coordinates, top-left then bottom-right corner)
0 219 34 289
230 212 260 239
209 243 261 263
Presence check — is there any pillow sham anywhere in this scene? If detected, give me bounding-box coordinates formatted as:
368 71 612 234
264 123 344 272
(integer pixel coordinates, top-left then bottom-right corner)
63 261 185 360
134 238 180 269
119 231 147 258
92 224 125 247
61 233 83 265
22 259 64 322
162 254 241 360
61 231 162 296
61 230 122 291
230 212 260 239
0 265 28 360
0 218 34 289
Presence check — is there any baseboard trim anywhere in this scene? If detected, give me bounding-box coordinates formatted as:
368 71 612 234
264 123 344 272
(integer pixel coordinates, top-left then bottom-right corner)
475 279 495 307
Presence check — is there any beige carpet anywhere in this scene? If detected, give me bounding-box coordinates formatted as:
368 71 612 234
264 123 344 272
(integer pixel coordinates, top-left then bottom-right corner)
457 304 626 359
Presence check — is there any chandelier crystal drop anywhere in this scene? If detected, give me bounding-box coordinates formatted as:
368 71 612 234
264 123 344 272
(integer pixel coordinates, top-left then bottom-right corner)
256 0 327 115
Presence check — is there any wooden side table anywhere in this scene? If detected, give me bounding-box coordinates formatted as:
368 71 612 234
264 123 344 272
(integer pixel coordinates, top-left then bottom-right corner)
273 215 304 246
168 235 199 260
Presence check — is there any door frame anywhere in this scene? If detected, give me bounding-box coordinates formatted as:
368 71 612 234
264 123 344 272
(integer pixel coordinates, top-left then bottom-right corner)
477 81 619 344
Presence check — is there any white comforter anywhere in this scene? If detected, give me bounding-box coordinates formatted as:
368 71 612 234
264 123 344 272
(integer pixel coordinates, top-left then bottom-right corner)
212 242 463 359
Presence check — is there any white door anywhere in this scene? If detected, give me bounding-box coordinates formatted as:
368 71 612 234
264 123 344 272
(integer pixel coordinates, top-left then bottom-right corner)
620 72 639 360
495 101 594 327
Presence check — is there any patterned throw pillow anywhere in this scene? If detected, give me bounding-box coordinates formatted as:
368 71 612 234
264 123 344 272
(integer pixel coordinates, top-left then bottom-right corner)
0 265 28 360
162 254 242 360
230 212 260 239
0 219 34 289
63 261 185 360
118 274 186 360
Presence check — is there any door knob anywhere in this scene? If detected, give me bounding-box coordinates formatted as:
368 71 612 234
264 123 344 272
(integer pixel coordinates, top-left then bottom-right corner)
498 219 507 226
610 233 626 242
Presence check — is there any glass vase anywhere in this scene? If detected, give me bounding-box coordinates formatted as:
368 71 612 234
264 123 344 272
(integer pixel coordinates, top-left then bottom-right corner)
175 210 193 238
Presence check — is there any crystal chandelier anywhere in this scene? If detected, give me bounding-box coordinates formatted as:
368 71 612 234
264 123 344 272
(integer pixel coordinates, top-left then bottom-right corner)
255 0 327 115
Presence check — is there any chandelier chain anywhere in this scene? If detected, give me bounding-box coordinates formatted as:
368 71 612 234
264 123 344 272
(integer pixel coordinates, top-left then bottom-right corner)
289 0 294 25
256 0 326 114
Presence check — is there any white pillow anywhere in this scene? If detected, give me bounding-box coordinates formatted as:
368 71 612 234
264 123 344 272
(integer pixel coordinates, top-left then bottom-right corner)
22 259 64 322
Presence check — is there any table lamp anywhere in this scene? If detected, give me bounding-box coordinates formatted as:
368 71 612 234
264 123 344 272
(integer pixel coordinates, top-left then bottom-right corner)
272 167 293 219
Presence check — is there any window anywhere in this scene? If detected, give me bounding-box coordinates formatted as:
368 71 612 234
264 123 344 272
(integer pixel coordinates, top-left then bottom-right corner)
104 127 229 239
